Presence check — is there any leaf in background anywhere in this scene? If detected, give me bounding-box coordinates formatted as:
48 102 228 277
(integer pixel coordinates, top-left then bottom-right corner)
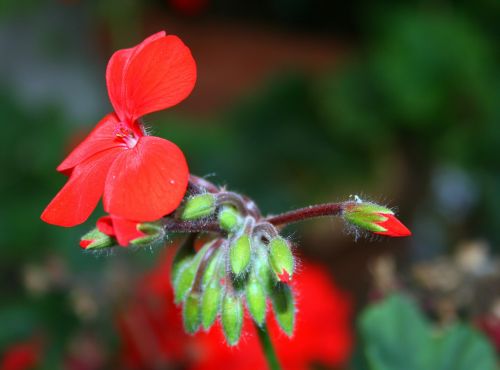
357 294 497 370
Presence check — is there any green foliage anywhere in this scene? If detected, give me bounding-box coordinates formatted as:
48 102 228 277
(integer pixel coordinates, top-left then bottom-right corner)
356 294 497 370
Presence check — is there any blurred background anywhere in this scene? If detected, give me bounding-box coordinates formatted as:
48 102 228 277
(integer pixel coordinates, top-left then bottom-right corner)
1 0 499 369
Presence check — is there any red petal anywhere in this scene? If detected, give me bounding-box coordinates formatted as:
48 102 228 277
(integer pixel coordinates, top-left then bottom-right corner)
374 214 412 237
103 136 189 221
110 216 145 247
41 148 122 227
106 32 196 121
57 114 123 174
97 216 115 236
106 32 166 121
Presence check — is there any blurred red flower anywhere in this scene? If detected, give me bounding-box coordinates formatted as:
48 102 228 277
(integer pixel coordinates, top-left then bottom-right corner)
0 340 40 370
117 249 352 370
41 31 196 227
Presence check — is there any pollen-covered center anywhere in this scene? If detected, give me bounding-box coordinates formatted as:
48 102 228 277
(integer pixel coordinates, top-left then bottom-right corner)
114 122 139 148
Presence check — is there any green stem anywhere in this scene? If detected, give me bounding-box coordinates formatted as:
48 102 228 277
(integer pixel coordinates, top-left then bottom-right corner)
255 322 282 370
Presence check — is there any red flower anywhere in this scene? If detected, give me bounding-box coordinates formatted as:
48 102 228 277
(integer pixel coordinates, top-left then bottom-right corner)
117 251 353 370
41 32 197 227
0 340 41 370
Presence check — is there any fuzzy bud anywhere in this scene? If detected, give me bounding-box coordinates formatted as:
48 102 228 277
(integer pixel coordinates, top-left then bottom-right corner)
268 237 294 282
271 283 295 337
201 280 223 330
221 293 244 346
183 292 201 334
230 234 252 276
218 206 242 232
343 202 411 237
246 274 267 325
79 228 114 250
181 194 216 220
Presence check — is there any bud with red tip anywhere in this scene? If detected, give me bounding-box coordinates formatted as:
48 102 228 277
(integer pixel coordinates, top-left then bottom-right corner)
343 201 411 237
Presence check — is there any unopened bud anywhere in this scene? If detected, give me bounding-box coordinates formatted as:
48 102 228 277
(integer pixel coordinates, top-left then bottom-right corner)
183 292 201 334
269 237 294 282
129 222 164 246
271 283 295 337
181 194 216 220
79 228 113 250
246 275 267 325
221 293 243 346
343 201 411 237
230 234 252 276
201 280 223 330
173 242 212 303
218 206 242 232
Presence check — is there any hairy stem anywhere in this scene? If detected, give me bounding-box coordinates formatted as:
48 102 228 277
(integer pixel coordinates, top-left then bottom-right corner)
255 322 281 370
265 202 348 227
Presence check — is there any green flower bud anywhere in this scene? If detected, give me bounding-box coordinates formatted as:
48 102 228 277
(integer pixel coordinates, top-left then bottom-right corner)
129 234 159 246
202 249 222 287
246 275 267 325
271 283 295 337
181 194 216 220
137 222 163 235
80 228 114 250
221 293 244 346
254 245 275 295
201 280 223 330
230 234 252 276
218 206 242 232
183 292 201 334
172 234 197 285
268 237 294 282
343 201 411 237
173 242 212 303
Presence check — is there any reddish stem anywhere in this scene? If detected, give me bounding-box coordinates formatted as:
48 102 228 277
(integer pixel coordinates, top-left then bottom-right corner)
265 202 348 226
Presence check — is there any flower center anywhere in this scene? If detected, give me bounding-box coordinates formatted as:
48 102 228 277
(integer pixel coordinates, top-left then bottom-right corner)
114 123 139 148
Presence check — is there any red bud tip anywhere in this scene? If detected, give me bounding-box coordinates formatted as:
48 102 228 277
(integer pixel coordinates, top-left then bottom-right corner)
373 213 411 237
79 240 93 249
278 269 291 283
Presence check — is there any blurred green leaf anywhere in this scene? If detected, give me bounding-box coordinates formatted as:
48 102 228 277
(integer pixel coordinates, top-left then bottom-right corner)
357 294 497 370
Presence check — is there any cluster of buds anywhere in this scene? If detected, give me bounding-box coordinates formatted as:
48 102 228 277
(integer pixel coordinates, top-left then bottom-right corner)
76 177 410 346
173 188 295 345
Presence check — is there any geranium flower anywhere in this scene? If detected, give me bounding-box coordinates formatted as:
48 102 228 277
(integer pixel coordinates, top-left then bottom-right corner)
41 31 196 227
95 215 145 247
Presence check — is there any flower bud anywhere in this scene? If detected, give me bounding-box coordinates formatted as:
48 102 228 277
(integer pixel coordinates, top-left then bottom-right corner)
218 206 242 232
230 234 252 276
246 274 267 325
343 202 411 237
254 245 275 294
183 292 201 334
271 283 295 337
221 293 244 346
181 194 216 220
268 237 294 282
201 280 223 330
173 242 212 303
79 228 114 250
